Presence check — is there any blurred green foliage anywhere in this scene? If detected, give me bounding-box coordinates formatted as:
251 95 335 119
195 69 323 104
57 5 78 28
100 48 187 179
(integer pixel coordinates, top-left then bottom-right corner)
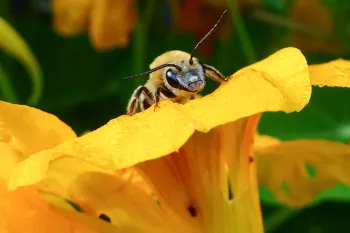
2 0 350 232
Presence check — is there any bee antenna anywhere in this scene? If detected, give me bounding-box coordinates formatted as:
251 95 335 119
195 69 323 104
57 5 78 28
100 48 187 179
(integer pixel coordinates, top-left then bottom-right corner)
189 9 228 64
123 63 183 80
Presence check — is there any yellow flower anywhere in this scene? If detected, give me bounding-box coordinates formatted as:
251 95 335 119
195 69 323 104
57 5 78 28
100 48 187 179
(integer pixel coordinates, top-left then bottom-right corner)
255 58 350 207
6 47 312 233
6 47 350 232
52 0 136 50
0 102 119 232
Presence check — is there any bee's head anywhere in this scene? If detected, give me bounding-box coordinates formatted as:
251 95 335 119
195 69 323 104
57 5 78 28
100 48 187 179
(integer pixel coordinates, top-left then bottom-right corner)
150 51 205 93
123 10 227 94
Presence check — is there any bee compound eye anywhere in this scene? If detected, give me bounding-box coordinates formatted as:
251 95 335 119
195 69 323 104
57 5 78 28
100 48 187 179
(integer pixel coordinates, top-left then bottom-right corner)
165 69 180 87
166 69 174 78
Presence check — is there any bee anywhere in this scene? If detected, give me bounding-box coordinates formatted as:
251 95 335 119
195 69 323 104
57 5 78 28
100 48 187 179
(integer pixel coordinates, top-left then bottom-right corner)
125 10 228 116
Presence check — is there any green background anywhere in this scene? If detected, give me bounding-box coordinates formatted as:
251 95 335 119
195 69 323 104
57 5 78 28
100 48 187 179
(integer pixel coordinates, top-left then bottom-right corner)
1 0 350 232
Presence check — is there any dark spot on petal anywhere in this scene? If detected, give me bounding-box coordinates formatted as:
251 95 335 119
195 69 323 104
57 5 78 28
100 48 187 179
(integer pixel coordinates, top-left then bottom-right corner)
66 200 83 212
228 177 233 200
188 204 197 217
249 156 254 163
228 187 233 200
99 213 111 222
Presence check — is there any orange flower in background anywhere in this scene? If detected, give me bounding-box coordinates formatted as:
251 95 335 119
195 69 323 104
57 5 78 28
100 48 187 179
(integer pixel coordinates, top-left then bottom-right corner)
52 0 136 50
171 0 257 56
287 0 343 53
51 0 345 54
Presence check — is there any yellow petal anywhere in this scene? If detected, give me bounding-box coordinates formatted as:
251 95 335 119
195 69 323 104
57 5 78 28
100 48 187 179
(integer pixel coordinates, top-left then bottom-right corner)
0 181 100 233
120 167 152 193
217 115 263 233
0 100 76 157
255 139 350 207
309 59 350 87
53 206 128 233
68 172 196 233
254 134 281 151
9 47 311 189
52 0 92 36
185 46 310 132
42 193 77 211
37 157 113 199
9 102 195 189
136 115 264 233
0 18 42 105
0 142 20 179
90 0 136 50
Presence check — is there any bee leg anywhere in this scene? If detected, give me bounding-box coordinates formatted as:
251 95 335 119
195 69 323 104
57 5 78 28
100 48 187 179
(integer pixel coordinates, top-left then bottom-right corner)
202 63 227 83
154 87 161 112
139 87 155 111
190 94 202 100
127 85 146 116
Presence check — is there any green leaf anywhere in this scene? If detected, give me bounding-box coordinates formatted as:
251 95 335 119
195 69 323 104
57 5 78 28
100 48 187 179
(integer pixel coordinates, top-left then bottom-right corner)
312 183 350 204
259 186 279 204
0 63 18 103
0 18 42 105
259 86 350 142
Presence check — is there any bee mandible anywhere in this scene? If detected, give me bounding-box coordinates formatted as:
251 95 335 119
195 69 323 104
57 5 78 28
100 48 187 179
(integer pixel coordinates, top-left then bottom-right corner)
125 10 228 116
